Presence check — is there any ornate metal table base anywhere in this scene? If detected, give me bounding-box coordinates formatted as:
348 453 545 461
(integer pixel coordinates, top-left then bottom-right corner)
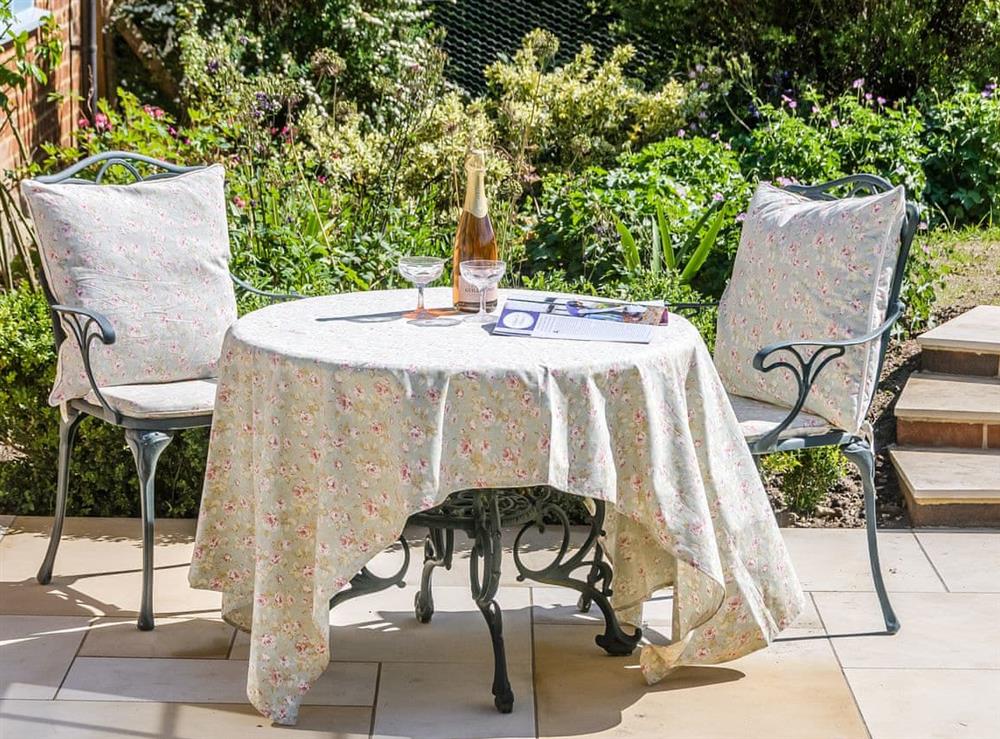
329 490 642 714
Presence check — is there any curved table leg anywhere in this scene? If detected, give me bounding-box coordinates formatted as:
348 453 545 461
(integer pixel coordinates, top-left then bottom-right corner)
415 527 454 623
513 497 642 657
470 492 514 713
330 536 410 610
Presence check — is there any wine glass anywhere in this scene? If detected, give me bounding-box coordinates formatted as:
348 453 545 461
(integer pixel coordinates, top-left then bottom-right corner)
459 259 506 323
398 256 446 320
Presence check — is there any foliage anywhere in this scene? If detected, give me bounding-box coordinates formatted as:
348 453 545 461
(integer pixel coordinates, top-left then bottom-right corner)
0 286 209 516
526 136 748 297
922 87 1000 226
762 446 849 515
611 0 1000 101
485 30 688 171
1 1 63 289
738 91 927 198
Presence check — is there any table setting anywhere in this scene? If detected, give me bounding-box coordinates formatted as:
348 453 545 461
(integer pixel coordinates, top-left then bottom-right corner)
188 258 806 725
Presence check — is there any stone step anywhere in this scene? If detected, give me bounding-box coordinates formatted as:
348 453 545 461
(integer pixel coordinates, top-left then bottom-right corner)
918 305 1000 376
889 447 1000 527
895 373 1000 448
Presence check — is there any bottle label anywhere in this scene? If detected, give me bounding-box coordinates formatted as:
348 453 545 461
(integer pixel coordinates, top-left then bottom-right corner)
458 276 497 305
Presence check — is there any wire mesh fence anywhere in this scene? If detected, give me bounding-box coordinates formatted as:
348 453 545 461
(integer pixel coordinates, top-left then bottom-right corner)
428 0 662 96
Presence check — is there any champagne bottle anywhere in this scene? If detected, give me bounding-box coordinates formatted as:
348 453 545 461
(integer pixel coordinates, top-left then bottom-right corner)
452 150 498 312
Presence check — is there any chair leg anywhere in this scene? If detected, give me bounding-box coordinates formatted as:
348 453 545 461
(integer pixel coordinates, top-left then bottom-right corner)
124 429 174 632
37 411 85 585
843 440 901 635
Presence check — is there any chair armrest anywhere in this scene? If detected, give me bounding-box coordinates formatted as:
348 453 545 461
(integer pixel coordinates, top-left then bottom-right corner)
748 304 902 453
230 273 301 303
50 305 119 422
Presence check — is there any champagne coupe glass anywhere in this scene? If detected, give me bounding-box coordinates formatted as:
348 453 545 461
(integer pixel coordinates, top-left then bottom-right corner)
398 256 446 319
459 259 506 323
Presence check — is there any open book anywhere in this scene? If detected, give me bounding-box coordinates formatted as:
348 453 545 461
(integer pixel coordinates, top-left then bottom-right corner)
492 297 668 344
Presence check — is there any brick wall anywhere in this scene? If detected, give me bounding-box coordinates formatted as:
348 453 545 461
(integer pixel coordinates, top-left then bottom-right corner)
1 0 84 169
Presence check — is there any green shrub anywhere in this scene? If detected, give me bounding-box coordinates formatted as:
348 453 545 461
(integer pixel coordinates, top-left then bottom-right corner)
485 29 688 171
738 92 926 198
923 88 1000 226
0 286 209 517
526 136 747 297
611 0 1000 101
762 446 848 515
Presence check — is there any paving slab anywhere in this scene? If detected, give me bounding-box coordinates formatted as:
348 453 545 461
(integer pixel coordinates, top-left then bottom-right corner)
0 615 90 700
58 657 377 706
79 614 235 659
917 305 1000 354
844 668 1000 739
0 700 372 738
533 623 867 739
230 585 533 667
779 529 944 592
814 591 1000 669
373 660 535 739
915 531 1000 592
895 372 1000 428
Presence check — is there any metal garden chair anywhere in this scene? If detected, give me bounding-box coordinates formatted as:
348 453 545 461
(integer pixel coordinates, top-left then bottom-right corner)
710 174 918 635
28 151 296 631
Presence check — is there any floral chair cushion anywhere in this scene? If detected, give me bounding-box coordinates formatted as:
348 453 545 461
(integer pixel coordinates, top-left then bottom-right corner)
714 182 906 435
22 165 237 406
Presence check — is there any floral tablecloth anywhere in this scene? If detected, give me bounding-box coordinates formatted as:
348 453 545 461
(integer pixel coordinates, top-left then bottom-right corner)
189 287 805 724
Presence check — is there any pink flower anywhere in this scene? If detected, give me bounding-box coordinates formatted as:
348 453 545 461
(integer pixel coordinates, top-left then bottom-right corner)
852 77 865 89
830 118 840 128
676 128 686 138
233 196 247 209
94 113 111 132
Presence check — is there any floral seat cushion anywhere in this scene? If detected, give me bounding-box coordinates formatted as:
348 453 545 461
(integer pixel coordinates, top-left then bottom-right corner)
727 393 832 441
714 183 906 435
83 379 218 420
22 165 236 406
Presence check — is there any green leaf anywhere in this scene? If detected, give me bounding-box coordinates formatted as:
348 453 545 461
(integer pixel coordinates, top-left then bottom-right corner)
612 212 640 275
680 205 726 284
655 203 674 270
650 216 661 275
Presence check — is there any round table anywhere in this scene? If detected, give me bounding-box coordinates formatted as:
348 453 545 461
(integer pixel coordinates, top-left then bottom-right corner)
189 287 804 725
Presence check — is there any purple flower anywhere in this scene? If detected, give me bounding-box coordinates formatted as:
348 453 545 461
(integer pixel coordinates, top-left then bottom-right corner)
811 105 821 114
206 59 220 75
780 94 796 108
695 63 705 73
711 131 720 140
677 128 686 138
877 96 887 106
918 221 929 231
865 92 873 102
712 192 724 202
735 212 747 222
830 118 840 128
699 81 709 90
984 83 997 99
852 77 865 89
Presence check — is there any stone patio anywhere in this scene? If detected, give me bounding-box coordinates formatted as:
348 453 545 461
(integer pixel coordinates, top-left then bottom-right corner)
0 515 997 738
